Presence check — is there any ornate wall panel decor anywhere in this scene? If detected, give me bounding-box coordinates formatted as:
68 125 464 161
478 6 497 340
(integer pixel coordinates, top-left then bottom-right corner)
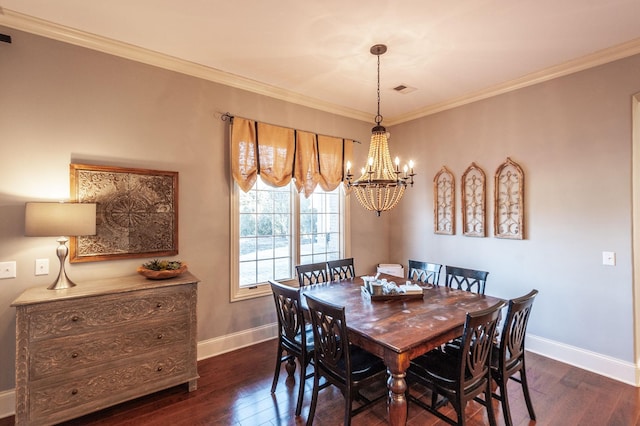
70 164 178 262
462 162 486 237
434 166 455 235
494 157 525 239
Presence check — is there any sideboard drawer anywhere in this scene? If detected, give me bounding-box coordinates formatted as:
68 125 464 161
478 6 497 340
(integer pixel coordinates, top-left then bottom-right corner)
30 315 191 379
26 284 193 341
29 350 193 423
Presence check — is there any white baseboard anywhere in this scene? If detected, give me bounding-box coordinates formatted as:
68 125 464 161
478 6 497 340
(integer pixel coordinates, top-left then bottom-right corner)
0 389 14 420
197 322 278 361
0 328 635 420
526 334 639 386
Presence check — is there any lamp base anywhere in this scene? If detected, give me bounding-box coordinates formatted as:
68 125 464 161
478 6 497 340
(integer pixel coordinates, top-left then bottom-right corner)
48 237 77 290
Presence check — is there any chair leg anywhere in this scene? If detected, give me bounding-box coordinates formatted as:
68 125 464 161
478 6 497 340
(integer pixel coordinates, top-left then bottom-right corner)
519 367 536 420
271 344 283 393
453 400 465 426
295 358 306 416
498 379 513 426
344 388 352 426
485 381 497 426
306 372 320 426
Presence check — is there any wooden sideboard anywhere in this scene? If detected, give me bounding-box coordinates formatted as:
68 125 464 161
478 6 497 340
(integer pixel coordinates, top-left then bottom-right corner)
11 271 199 426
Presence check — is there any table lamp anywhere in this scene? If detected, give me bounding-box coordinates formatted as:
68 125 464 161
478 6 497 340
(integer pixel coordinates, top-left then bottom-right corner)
25 202 97 290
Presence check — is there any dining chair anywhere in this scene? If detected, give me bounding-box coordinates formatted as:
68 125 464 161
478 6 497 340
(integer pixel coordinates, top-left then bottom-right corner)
407 260 443 285
490 289 538 426
445 265 489 294
327 258 355 281
304 293 387 426
407 301 505 426
295 262 329 287
269 280 314 416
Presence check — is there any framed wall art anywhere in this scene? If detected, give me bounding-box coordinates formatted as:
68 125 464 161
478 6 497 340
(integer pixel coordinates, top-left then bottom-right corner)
69 163 179 262
434 166 455 235
494 157 524 239
462 162 486 237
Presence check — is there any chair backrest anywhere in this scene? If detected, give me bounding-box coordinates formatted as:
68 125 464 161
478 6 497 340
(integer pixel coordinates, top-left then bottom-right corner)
304 293 352 381
327 258 355 281
445 265 489 294
499 289 538 372
457 301 505 391
296 262 328 286
269 280 307 352
408 260 443 285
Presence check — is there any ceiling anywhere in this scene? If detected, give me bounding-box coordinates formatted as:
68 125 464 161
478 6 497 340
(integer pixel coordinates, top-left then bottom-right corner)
2 1 640 124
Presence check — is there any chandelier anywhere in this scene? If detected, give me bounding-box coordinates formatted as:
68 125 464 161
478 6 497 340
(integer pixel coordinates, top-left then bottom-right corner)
345 44 415 216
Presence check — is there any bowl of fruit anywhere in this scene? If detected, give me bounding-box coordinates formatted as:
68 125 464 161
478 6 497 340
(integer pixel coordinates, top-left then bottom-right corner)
137 259 187 280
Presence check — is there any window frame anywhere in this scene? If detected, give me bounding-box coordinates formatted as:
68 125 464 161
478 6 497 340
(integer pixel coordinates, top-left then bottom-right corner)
230 179 350 302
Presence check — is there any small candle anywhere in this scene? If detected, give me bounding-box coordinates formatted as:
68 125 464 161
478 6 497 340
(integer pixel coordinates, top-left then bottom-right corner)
403 164 408 178
368 157 374 172
346 161 351 174
409 160 414 174
394 157 400 172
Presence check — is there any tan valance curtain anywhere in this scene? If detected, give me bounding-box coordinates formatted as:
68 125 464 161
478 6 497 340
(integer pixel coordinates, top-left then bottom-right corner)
231 116 354 196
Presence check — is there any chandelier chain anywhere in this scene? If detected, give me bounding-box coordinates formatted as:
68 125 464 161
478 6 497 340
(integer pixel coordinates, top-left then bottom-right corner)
376 53 382 125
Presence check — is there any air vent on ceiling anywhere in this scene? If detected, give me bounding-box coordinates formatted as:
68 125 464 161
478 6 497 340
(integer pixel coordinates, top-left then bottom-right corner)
393 84 416 94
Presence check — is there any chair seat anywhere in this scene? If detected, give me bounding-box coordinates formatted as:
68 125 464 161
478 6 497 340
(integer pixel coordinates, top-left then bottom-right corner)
411 349 480 391
347 345 386 381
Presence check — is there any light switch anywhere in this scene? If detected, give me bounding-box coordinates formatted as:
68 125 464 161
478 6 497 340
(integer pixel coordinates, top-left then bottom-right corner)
35 259 49 276
602 251 616 266
0 261 17 279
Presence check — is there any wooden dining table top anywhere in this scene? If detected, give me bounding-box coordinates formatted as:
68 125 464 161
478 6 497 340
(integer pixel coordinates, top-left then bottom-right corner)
300 273 503 357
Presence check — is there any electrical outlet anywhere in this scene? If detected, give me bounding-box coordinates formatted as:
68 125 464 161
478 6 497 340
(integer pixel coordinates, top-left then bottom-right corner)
602 251 616 266
0 261 17 279
35 259 49 276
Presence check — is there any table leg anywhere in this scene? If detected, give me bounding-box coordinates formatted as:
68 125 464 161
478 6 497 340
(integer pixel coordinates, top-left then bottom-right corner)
387 367 408 426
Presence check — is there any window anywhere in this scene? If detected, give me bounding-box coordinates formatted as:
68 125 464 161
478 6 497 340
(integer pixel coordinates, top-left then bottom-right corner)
231 176 348 301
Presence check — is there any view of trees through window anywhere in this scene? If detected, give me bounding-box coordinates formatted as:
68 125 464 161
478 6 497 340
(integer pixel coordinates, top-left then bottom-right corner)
238 177 342 287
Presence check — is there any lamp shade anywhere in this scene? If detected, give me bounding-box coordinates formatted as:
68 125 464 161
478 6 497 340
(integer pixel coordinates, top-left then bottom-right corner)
25 202 96 237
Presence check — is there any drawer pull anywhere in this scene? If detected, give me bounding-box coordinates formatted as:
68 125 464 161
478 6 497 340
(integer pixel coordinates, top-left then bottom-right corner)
71 352 79 358
71 389 78 395
156 303 162 308
157 334 163 339
71 316 80 322
157 366 163 372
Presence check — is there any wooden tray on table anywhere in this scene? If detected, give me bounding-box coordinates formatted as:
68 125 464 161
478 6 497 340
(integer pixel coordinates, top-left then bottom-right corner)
361 286 424 301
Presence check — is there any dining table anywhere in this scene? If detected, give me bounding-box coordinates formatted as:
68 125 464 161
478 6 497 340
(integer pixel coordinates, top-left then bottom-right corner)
300 273 504 426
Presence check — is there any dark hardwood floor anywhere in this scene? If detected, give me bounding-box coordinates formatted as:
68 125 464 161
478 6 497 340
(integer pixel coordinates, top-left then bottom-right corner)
3 339 640 425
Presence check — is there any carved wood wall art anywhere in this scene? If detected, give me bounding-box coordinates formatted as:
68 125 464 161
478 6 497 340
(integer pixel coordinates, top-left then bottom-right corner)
494 157 524 239
434 166 455 235
70 163 179 262
462 163 486 237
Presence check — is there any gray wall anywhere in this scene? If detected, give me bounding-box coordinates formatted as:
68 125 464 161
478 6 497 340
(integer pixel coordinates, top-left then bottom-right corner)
0 27 389 392
388 55 640 361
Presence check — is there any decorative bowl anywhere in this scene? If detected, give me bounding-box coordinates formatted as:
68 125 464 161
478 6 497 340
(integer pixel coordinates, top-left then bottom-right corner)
137 263 187 280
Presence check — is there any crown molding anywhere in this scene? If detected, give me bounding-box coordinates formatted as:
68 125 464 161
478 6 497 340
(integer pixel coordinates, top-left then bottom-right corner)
2 8 640 127
388 37 640 126
0 9 372 123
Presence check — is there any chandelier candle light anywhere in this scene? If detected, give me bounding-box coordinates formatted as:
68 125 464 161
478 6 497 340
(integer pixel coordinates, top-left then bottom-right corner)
345 44 415 216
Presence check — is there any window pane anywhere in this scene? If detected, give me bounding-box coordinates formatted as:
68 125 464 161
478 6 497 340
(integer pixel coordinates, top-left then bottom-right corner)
239 237 257 260
239 190 256 213
256 236 274 259
274 257 291 281
239 261 257 286
257 259 274 283
239 214 256 237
